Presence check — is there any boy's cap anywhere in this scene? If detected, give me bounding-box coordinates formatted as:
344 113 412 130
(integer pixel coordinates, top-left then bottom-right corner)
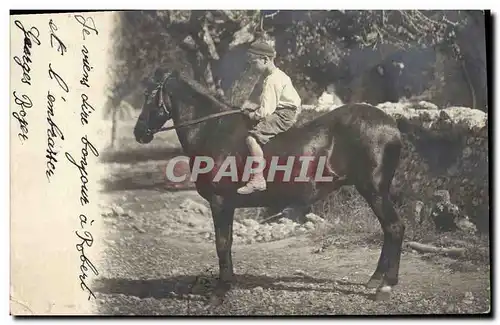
248 41 276 57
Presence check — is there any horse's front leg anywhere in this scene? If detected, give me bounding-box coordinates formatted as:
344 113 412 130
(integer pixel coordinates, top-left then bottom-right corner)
209 196 236 305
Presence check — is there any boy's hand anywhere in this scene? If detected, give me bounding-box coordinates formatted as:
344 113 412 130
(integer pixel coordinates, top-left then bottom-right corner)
242 108 260 121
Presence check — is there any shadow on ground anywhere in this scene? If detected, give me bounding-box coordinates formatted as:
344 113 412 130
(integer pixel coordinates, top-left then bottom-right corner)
100 147 184 164
93 273 374 301
100 176 195 192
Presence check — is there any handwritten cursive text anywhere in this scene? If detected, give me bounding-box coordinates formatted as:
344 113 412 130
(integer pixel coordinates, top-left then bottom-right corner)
49 19 67 56
48 63 69 93
13 20 41 85
76 214 98 300
80 45 93 88
12 91 32 144
74 15 98 40
80 94 95 126
46 91 65 182
65 136 99 206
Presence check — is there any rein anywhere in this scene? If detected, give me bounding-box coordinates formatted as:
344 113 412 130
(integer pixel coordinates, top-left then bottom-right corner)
156 108 244 133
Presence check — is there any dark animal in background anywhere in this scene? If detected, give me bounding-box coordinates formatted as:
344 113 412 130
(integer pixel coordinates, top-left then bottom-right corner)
349 60 406 105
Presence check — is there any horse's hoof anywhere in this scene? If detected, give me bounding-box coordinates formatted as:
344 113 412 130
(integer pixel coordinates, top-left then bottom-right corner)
365 277 383 289
375 285 392 301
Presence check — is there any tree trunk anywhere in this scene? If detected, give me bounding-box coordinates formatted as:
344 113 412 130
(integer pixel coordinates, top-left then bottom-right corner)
110 105 119 150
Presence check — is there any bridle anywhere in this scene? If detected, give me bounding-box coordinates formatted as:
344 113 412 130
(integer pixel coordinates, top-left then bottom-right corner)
142 71 172 136
156 72 172 118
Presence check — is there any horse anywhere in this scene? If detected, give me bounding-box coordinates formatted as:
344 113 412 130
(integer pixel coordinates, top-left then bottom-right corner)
133 68 405 305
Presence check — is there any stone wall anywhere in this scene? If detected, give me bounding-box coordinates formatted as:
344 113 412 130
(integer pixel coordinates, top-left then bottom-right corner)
299 102 489 232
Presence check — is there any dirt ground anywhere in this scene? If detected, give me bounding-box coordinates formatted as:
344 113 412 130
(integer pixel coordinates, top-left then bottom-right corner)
93 147 491 315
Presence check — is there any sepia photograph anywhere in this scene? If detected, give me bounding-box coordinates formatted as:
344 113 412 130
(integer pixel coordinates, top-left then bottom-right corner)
9 9 491 316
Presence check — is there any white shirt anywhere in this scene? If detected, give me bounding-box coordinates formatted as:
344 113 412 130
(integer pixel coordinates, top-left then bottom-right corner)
245 67 302 119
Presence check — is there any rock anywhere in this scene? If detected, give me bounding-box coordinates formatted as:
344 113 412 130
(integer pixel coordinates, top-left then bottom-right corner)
246 237 256 244
233 235 244 244
456 216 477 234
252 286 264 293
417 101 438 110
430 190 476 233
180 213 210 229
305 213 325 224
433 190 451 204
233 222 244 230
262 233 273 242
296 227 307 235
313 247 324 254
271 228 287 241
235 226 247 237
101 207 114 217
303 221 315 231
241 219 260 229
294 270 307 277
256 228 270 236
111 205 125 216
262 224 272 231
246 229 257 239
272 222 285 230
278 217 292 224
179 198 209 215
462 292 475 305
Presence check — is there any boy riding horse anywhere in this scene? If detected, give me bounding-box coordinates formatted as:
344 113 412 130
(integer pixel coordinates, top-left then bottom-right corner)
238 41 302 195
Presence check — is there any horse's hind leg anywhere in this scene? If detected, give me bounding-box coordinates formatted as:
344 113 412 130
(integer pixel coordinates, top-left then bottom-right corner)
209 195 236 306
357 186 404 299
355 140 404 300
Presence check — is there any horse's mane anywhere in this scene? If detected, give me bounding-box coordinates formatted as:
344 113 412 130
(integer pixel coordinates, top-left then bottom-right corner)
173 71 237 113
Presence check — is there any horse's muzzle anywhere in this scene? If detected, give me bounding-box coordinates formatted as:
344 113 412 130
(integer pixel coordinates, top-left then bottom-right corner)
134 122 154 144
136 133 154 144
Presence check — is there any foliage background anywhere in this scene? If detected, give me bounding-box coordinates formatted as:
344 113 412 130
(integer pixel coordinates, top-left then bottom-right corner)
105 10 488 119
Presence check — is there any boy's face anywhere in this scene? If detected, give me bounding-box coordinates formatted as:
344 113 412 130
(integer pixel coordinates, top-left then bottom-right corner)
248 54 269 72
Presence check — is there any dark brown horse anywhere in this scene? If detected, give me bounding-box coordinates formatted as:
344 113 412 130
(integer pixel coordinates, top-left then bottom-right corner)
133 68 404 304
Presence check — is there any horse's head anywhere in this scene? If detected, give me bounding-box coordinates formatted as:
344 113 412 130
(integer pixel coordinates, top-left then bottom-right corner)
134 69 174 144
